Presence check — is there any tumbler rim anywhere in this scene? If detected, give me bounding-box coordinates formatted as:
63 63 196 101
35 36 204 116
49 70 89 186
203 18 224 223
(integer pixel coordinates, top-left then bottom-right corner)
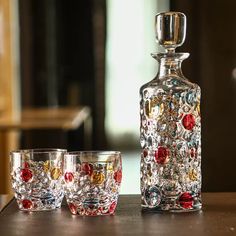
65 150 121 156
10 148 67 155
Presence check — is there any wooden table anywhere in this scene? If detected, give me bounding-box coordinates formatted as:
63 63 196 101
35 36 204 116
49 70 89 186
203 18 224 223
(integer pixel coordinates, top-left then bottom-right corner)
0 106 91 131
0 195 12 212
0 193 235 236
0 106 92 194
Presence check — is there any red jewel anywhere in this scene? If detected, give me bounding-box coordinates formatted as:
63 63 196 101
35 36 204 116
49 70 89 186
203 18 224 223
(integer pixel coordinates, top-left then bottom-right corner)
81 163 93 175
154 147 169 164
69 203 77 215
20 168 33 182
190 148 196 158
182 114 195 130
114 169 122 184
143 149 148 157
23 162 30 169
98 207 103 212
179 192 193 209
22 199 33 209
109 201 117 214
64 172 74 183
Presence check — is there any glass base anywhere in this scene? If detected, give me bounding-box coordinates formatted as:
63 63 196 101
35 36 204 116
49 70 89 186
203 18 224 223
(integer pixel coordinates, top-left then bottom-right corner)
19 206 60 212
141 203 202 213
67 200 117 216
16 195 63 211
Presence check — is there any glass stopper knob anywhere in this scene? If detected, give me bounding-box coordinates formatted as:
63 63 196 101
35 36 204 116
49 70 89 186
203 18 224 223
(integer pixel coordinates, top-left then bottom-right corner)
155 12 186 53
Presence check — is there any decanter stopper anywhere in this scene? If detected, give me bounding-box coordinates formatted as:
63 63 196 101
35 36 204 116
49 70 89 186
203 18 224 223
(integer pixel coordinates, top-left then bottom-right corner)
155 12 186 53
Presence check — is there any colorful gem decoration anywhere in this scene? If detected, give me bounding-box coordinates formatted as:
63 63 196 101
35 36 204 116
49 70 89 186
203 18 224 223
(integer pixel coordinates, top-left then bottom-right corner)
114 169 122 184
179 192 194 209
41 193 55 205
140 88 201 211
154 147 170 165
50 167 61 180
43 160 50 173
64 172 74 183
188 169 197 181
20 168 33 182
150 100 164 118
144 186 162 207
145 97 164 119
108 201 117 214
190 148 196 158
22 199 33 209
63 157 121 216
81 162 93 176
23 162 30 169
80 198 101 216
68 203 77 215
143 149 148 158
106 163 113 172
91 171 105 185
11 158 64 211
182 114 195 130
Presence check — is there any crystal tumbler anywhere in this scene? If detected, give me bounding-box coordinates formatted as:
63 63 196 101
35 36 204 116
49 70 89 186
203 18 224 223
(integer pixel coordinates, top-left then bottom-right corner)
10 149 66 211
63 151 122 216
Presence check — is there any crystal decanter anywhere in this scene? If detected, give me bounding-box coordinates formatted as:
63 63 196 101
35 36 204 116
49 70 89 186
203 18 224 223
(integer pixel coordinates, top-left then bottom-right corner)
140 12 202 212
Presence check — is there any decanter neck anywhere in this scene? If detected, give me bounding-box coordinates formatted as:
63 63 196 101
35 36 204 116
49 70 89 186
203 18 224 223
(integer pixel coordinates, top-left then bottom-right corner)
152 52 189 79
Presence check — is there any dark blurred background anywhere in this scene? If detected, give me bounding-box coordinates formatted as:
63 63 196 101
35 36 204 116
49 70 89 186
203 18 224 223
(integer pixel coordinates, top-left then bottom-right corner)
19 0 106 151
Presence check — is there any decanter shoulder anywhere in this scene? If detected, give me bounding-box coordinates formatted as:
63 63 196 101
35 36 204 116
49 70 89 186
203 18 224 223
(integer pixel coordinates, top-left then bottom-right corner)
140 75 201 96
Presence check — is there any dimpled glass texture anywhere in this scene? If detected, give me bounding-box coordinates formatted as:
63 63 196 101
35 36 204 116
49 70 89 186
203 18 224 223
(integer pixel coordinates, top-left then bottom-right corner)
140 52 202 212
63 151 122 216
10 149 66 211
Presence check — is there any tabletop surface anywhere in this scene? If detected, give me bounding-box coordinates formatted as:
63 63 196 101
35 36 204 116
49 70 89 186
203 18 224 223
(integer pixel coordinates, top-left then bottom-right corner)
0 106 91 130
0 194 12 212
0 193 236 236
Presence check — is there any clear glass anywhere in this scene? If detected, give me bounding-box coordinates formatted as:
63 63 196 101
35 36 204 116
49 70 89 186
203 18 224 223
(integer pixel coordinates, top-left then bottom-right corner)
63 151 122 216
10 148 66 211
140 53 202 212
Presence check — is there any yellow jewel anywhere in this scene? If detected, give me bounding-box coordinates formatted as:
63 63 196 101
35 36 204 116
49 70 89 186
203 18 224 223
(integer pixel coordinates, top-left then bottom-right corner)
91 171 105 185
106 163 113 172
149 103 164 118
50 167 61 180
150 96 158 107
151 98 164 119
43 160 50 172
145 96 165 119
188 169 197 181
